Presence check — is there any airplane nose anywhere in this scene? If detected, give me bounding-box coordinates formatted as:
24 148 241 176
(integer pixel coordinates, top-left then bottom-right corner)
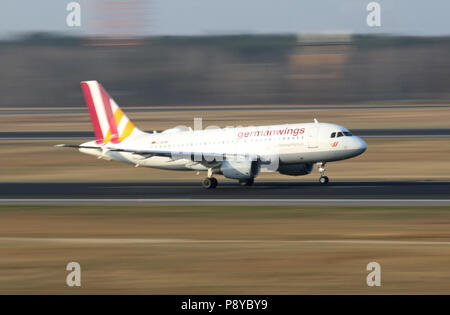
355 137 367 155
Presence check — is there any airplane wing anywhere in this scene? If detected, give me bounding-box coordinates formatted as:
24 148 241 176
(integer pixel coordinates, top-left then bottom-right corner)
56 144 259 165
104 147 257 164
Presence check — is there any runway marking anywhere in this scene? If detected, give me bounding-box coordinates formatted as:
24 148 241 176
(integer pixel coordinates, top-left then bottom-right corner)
1 237 450 246
0 198 449 205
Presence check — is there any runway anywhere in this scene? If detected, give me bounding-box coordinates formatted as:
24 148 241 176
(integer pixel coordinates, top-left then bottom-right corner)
1 181 449 205
1 129 450 140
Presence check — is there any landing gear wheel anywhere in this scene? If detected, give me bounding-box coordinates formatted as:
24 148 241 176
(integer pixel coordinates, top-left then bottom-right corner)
202 177 217 189
317 162 329 185
319 176 329 185
239 178 254 186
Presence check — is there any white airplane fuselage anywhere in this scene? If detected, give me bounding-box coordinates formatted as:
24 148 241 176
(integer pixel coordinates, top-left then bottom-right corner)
80 122 367 172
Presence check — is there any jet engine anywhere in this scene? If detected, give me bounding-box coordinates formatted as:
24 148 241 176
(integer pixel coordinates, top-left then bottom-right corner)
277 163 314 176
219 160 260 179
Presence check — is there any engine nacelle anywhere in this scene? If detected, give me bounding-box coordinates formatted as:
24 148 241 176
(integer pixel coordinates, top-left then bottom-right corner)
278 163 313 176
220 160 260 180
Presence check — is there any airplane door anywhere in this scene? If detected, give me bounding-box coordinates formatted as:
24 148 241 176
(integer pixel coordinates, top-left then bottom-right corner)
307 126 319 148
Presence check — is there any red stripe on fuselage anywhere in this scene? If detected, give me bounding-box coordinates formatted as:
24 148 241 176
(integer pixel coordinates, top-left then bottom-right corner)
98 83 119 143
81 82 103 144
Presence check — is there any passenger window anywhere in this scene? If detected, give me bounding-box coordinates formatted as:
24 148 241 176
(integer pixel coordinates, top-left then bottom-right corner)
337 132 343 137
331 132 336 138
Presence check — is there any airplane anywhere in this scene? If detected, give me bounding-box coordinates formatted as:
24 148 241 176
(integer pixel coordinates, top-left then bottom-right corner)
57 81 367 189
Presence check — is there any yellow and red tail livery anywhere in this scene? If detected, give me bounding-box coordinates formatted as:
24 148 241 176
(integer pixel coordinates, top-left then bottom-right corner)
80 80 139 144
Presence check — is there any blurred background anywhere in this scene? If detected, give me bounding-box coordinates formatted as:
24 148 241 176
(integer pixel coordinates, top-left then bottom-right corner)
3 33 450 107
1 0 450 108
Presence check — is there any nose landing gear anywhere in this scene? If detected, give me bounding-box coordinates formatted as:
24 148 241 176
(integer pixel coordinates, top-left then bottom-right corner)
319 176 329 184
317 162 329 184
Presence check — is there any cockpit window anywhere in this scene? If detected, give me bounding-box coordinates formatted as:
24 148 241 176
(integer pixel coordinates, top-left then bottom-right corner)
337 132 344 137
343 132 353 136
330 132 336 138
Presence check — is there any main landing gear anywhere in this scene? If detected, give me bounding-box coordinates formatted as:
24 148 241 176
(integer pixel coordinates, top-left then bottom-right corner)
202 177 218 189
202 168 218 189
317 162 329 184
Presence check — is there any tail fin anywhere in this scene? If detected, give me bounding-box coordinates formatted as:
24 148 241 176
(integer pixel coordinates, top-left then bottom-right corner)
80 81 140 144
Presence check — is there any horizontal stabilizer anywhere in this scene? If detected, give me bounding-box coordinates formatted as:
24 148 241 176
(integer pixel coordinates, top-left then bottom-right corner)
55 144 100 149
